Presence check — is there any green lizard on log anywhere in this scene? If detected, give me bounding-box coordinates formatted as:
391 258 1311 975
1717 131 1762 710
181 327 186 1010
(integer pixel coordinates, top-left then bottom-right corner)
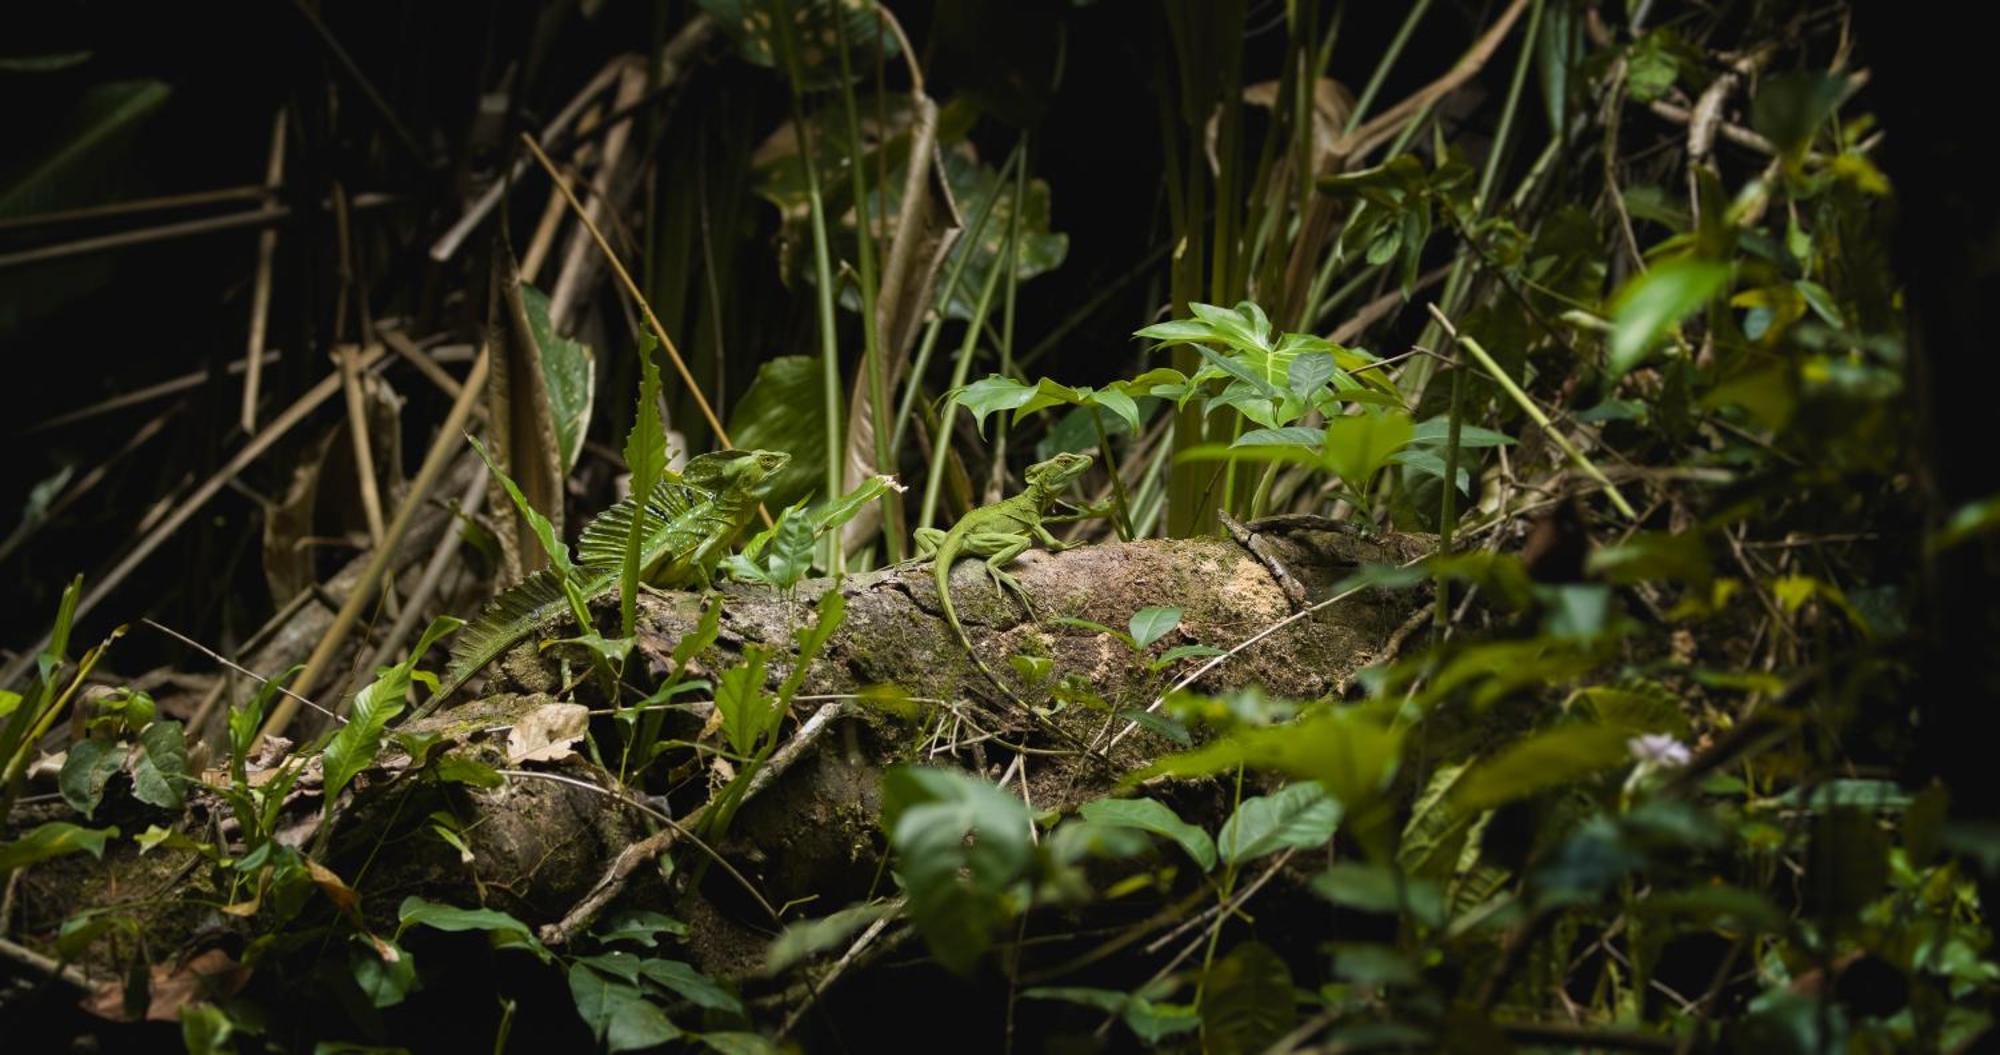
412 449 788 719
915 452 1104 742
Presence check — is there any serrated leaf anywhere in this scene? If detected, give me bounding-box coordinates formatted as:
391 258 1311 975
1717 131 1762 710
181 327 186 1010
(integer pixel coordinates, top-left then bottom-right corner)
620 335 667 638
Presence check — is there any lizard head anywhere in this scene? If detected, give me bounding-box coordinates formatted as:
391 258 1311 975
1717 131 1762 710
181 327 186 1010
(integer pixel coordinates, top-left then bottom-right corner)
1024 451 1093 495
681 449 792 494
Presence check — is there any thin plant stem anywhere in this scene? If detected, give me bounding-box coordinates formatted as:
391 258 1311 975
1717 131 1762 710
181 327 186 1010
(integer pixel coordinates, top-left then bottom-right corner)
1426 304 1637 519
917 213 1015 531
769 0 847 574
1089 408 1135 541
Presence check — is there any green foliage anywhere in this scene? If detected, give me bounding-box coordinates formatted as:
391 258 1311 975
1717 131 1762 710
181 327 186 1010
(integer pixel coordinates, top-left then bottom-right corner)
620 335 668 639
521 284 596 475
322 616 462 811
881 765 1035 973
0 820 118 873
1078 797 1216 872
1217 781 1342 866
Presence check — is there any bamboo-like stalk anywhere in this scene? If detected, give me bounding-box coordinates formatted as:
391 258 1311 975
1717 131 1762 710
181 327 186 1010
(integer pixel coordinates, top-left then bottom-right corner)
1426 305 1636 520
242 107 287 433
0 348 387 691
258 347 492 740
768 0 847 574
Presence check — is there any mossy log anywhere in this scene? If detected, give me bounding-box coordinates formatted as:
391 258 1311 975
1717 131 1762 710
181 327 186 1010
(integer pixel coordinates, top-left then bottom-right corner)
5 525 1428 1026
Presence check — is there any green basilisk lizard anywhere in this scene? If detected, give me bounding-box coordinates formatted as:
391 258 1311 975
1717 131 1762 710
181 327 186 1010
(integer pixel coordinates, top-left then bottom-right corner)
412 449 788 719
914 452 1102 736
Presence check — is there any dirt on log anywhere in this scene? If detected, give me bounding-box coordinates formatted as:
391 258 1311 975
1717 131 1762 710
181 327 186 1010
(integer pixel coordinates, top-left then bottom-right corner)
7 523 1428 1007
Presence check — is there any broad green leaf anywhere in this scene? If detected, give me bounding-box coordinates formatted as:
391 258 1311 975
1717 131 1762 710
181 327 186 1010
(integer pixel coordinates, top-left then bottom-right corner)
727 356 824 508
351 936 417 1009
1587 531 1712 589
1751 70 1850 157
699 1033 782 1055
1232 426 1323 449
1388 448 1471 494
1608 257 1730 377
0 821 118 872
811 475 900 535
1409 417 1515 447
1119 708 1193 747
596 910 688 949
431 753 504 789
696 0 899 83
397 896 550 962
1198 941 1297 1055
764 902 896 975
1452 725 1635 813
1931 494 2000 552
633 958 741 1013
1287 350 1336 401
715 647 772 757
1079 797 1216 872
568 962 680 1051
1323 411 1414 489
950 374 1039 434
881 765 1034 973
57 910 136 961
1218 782 1343 865
521 284 595 474
128 719 189 810
1311 863 1446 927
1127 606 1182 649
1024 986 1199 1045
1132 704 1402 818
59 738 125 818
180 1004 236 1055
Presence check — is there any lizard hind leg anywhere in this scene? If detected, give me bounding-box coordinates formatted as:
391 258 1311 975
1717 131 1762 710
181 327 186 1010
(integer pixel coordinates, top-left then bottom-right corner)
968 532 1039 620
912 526 946 557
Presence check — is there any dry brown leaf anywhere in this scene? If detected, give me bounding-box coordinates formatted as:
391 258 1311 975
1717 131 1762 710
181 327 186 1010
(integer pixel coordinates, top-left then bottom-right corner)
506 701 591 764
81 948 251 1023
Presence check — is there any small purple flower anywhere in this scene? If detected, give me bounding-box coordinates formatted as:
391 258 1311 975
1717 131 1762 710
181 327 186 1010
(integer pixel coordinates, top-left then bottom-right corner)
1628 733 1692 768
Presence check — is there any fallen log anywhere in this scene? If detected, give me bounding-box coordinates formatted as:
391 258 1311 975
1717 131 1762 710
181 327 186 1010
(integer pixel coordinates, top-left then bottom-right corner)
5 524 1428 1036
